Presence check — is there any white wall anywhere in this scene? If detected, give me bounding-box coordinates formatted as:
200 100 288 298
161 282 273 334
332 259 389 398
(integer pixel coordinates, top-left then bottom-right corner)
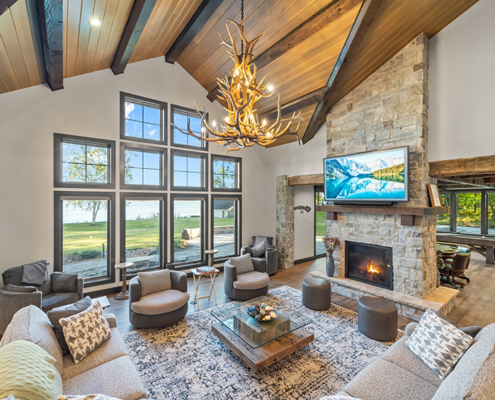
0 57 267 291
429 0 495 162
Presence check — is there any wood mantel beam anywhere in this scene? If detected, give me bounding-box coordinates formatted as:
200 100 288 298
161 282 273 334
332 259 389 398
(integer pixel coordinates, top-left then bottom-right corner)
165 0 223 65
111 0 157 75
0 0 17 16
36 0 64 91
429 155 495 178
302 0 383 144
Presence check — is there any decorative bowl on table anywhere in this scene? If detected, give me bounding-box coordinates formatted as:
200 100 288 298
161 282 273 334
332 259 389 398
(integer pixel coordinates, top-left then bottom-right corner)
247 304 278 322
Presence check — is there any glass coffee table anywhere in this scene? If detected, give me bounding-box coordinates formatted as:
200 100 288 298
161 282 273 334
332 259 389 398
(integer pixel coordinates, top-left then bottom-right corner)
210 296 313 371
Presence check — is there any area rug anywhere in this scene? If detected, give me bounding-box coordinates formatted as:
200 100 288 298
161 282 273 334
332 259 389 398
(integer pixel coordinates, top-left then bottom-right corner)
123 286 401 400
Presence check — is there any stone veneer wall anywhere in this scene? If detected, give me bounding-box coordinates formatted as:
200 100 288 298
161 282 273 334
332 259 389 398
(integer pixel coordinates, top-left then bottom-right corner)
326 34 437 299
276 175 295 270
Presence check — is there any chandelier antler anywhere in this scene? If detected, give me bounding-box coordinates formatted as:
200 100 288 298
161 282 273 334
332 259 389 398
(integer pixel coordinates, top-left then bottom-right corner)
173 18 303 153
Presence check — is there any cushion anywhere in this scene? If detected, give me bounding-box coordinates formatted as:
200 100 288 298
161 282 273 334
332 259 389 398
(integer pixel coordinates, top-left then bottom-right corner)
59 302 111 365
230 253 254 275
47 296 92 357
139 269 171 297
233 271 269 290
21 260 49 286
51 272 78 293
58 396 123 400
3 284 37 293
42 292 80 311
131 289 190 316
465 353 495 399
406 309 473 379
0 340 57 400
251 238 269 257
62 356 146 400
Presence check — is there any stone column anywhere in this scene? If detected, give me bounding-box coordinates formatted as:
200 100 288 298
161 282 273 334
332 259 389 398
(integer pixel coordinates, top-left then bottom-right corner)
276 175 294 270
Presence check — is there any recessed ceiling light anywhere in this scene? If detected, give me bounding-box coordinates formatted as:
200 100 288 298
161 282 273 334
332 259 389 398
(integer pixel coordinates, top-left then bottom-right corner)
89 18 101 26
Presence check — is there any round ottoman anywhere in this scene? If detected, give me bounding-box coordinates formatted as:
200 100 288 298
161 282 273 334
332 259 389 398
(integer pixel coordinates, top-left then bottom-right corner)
302 277 331 310
358 296 398 341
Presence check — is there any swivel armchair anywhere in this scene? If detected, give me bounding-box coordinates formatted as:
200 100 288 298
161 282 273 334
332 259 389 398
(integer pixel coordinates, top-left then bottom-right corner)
241 236 278 276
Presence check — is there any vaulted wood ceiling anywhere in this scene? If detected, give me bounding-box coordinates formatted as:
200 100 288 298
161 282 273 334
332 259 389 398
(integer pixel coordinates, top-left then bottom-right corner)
0 0 479 147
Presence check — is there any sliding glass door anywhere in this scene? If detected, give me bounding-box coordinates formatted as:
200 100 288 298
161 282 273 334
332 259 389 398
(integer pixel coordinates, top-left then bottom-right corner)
315 187 326 256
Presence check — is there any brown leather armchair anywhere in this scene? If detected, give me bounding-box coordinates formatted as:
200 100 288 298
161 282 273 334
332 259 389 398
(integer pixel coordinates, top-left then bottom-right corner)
439 252 471 289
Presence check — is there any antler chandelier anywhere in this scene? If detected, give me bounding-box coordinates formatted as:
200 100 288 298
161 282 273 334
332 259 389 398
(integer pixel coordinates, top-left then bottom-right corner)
173 2 303 153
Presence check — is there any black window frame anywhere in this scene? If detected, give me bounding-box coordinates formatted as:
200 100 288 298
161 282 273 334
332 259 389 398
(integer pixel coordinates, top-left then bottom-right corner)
171 104 208 151
120 142 167 190
211 194 242 262
211 154 242 192
169 193 208 270
120 192 167 279
170 149 208 191
54 133 116 189
54 191 116 287
120 92 167 145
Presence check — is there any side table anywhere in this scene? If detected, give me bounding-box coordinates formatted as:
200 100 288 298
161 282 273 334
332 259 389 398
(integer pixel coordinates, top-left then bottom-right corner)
190 267 219 310
115 262 134 300
205 249 219 267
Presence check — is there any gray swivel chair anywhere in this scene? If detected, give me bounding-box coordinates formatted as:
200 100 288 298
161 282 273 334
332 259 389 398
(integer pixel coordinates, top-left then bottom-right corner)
0 265 83 334
224 253 270 301
129 270 189 329
241 236 278 276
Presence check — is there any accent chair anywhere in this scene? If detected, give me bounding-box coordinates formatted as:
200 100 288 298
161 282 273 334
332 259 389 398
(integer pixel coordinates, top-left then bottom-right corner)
224 253 270 300
241 235 278 276
439 252 471 289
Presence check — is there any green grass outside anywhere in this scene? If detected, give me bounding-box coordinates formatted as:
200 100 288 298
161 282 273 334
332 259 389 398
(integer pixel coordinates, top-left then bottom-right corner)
316 211 326 236
63 217 235 255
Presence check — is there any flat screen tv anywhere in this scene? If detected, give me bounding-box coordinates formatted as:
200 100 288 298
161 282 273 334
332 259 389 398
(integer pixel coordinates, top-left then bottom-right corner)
324 147 409 202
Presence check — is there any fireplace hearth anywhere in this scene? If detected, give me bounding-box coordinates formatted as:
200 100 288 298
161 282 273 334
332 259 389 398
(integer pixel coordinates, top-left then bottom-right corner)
345 241 393 290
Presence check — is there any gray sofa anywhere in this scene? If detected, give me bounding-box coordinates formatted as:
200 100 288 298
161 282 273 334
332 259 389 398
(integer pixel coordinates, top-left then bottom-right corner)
331 321 495 400
0 305 146 399
224 254 270 300
241 236 278 276
0 266 83 334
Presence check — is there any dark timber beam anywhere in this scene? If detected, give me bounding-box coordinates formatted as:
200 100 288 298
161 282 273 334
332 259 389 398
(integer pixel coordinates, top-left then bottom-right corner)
36 0 64 91
0 0 18 16
111 0 157 75
165 0 223 64
302 0 382 144
207 0 359 102
429 155 495 178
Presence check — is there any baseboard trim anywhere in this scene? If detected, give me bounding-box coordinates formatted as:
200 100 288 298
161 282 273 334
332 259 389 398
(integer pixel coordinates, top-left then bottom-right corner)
295 254 326 265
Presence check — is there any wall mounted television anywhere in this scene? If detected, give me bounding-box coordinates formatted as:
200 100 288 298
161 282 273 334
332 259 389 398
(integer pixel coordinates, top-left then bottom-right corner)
324 147 409 202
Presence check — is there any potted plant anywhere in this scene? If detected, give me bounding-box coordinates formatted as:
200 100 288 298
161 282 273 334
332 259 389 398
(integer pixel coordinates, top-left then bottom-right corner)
322 236 341 277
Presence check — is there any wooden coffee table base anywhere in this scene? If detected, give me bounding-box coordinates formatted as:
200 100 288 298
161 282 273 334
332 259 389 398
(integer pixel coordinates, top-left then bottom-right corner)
211 322 314 372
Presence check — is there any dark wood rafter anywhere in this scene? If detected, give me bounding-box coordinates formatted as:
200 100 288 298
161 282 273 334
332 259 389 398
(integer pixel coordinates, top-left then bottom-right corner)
0 0 17 16
36 0 64 91
302 0 383 144
165 0 223 65
207 0 359 103
111 0 158 75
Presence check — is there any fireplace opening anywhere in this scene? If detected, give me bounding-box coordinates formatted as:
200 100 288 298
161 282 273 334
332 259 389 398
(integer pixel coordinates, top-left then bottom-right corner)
345 241 393 290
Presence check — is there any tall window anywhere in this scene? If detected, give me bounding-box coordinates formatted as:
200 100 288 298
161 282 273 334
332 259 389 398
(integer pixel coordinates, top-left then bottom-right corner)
171 105 207 150
121 143 166 190
120 194 166 275
456 192 482 234
54 134 115 189
212 196 241 259
211 155 241 192
437 192 452 232
120 92 166 144
171 150 207 191
171 195 207 266
315 188 327 256
54 192 115 286
488 193 495 235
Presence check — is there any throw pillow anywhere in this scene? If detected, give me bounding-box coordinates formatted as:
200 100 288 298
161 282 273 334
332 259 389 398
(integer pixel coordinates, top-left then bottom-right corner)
59 302 111 365
0 340 56 400
406 309 473 379
251 238 269 257
229 253 254 275
3 284 38 293
139 269 172 297
21 260 49 285
58 396 123 400
47 296 92 356
51 272 78 293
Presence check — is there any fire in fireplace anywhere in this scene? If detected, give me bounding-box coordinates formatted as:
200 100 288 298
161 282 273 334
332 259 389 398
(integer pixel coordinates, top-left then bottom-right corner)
345 241 393 290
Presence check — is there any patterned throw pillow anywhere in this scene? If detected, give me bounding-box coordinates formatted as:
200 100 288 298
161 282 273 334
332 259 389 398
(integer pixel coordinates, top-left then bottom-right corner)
59 302 111 365
406 309 473 379
251 238 269 257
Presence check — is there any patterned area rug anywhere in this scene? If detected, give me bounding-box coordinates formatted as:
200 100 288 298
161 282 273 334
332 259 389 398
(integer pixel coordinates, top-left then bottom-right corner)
123 286 401 400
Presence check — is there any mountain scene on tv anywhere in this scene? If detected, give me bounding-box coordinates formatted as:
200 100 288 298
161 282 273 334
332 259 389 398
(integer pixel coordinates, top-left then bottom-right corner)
325 149 406 200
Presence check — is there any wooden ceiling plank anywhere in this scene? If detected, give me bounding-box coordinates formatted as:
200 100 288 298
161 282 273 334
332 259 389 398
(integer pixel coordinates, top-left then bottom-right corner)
91 0 119 71
165 0 223 64
66 0 83 78
302 0 383 144
75 0 96 76
0 29 21 91
0 69 9 93
83 0 107 73
24 0 46 84
111 0 157 75
36 0 64 90
0 0 17 16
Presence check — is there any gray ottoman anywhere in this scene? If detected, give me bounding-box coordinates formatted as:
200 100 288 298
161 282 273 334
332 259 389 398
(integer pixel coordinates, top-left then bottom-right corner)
358 296 398 341
302 277 331 310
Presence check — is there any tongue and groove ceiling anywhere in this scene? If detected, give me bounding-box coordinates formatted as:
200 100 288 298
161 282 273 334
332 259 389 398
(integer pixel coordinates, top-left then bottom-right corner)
0 0 479 146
